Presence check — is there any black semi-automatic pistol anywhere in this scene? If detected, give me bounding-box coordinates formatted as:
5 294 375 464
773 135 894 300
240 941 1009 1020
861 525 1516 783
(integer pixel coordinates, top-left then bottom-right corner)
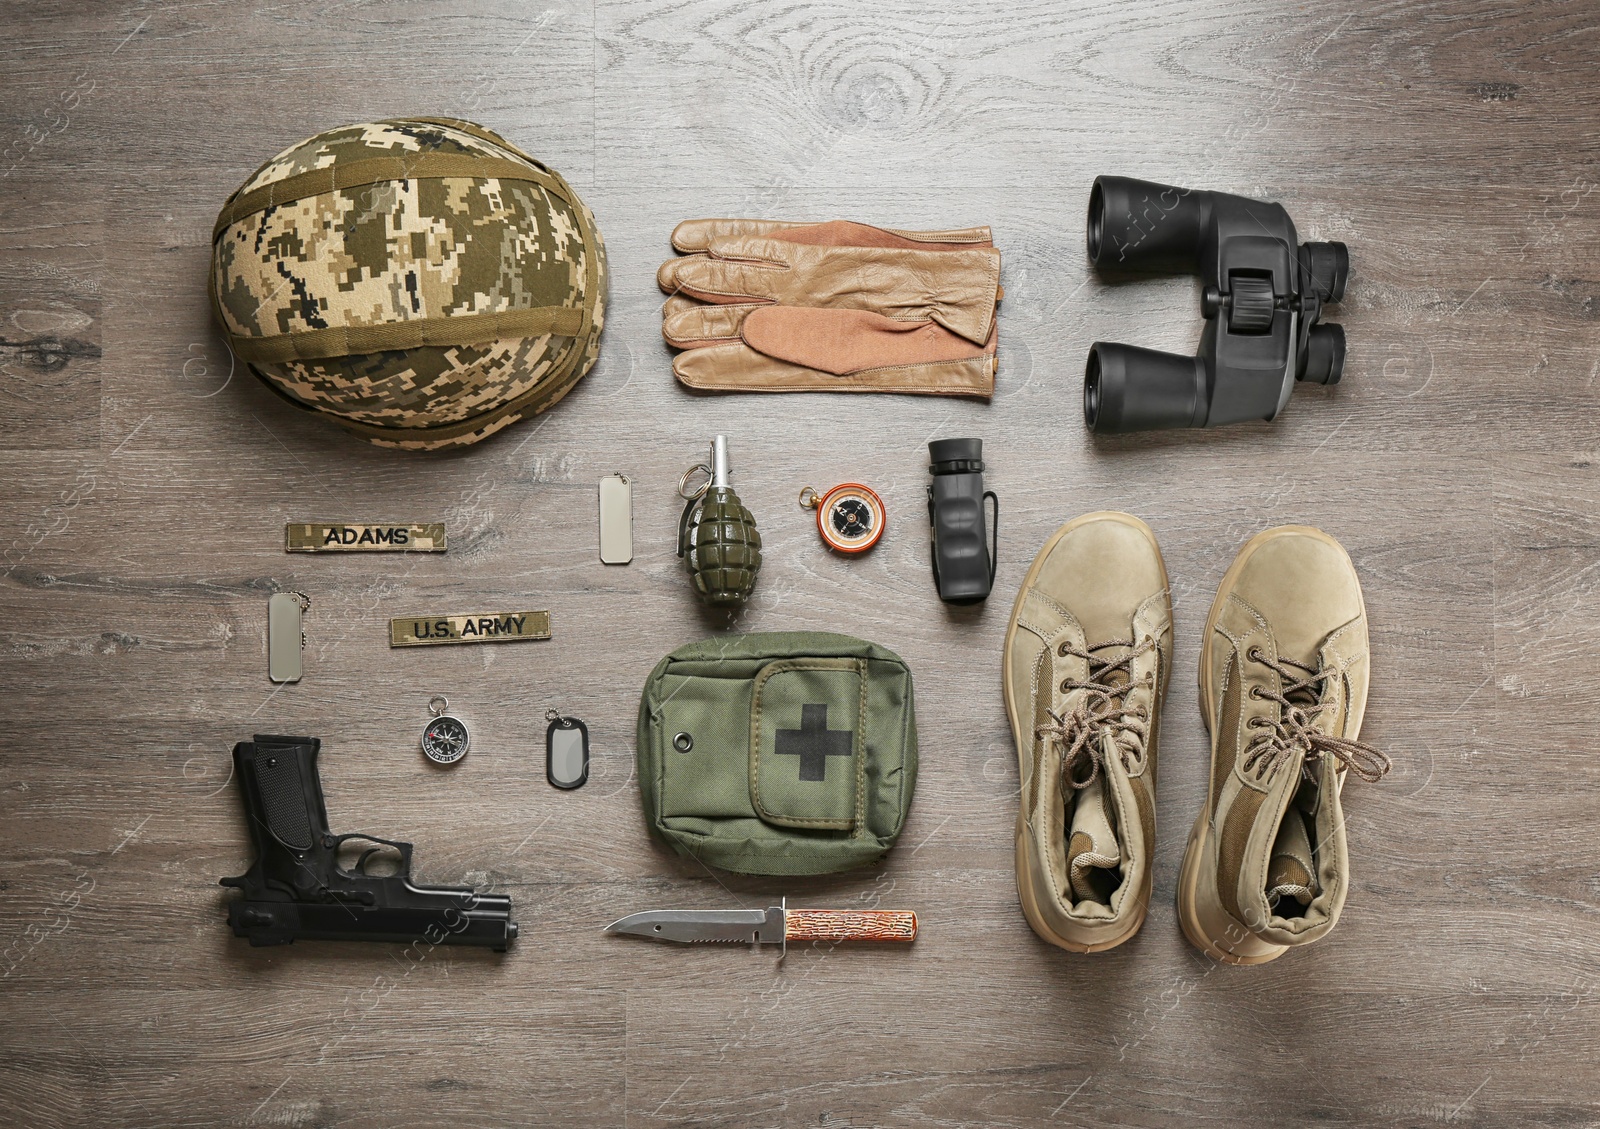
220 735 516 951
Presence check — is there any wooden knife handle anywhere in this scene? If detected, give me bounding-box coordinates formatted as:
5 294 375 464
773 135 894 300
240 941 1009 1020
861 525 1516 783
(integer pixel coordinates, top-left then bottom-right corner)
784 909 918 944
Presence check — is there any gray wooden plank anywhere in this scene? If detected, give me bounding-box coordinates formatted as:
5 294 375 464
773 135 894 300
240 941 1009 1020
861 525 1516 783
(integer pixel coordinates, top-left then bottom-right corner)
3 0 1600 1125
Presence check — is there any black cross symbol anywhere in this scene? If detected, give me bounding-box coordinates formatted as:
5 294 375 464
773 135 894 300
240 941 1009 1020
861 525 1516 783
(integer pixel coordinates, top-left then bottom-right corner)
774 704 853 782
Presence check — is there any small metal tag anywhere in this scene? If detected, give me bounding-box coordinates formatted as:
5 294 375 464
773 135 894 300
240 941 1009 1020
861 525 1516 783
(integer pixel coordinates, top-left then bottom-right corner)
546 711 589 790
598 474 633 564
389 610 551 647
267 592 307 682
285 523 447 552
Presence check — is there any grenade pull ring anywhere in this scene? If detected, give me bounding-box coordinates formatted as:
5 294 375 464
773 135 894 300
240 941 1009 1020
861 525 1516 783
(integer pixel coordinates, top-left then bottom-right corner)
677 435 762 607
678 462 711 503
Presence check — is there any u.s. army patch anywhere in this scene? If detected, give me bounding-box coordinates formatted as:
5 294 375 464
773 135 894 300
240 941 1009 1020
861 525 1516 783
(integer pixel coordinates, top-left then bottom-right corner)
286 523 447 552
389 610 551 647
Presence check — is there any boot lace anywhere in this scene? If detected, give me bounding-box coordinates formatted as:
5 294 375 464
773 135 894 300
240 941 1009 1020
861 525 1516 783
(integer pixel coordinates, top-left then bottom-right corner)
1241 647 1391 784
1035 637 1155 790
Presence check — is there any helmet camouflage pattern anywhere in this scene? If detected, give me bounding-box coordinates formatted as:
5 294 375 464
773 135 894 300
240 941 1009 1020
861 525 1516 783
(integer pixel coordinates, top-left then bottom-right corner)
209 117 606 450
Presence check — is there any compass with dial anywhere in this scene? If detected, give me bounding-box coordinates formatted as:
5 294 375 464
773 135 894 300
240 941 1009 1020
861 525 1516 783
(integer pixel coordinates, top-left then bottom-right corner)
421 696 470 765
799 483 887 554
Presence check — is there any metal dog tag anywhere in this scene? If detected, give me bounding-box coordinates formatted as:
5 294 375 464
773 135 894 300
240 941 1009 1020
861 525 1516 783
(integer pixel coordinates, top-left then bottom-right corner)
546 710 589 789
599 474 632 564
267 592 309 683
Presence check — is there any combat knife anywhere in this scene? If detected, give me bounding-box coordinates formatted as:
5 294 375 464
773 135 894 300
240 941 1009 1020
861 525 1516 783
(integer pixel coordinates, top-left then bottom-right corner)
605 898 916 954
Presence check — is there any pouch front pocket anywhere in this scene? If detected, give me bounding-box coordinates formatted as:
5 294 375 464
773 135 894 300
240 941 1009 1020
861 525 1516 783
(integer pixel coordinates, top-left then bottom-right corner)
654 671 759 821
749 658 865 831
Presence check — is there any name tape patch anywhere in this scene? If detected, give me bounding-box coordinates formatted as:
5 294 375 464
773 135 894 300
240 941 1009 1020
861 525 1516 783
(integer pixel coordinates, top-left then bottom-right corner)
389 610 551 647
286 523 447 552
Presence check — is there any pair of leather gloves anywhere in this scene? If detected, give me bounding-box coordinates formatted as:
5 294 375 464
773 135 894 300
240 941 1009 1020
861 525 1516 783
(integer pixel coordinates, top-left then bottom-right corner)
658 219 1001 398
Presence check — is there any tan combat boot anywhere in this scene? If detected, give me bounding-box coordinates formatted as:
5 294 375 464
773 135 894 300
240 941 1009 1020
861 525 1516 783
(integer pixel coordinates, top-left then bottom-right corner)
1004 512 1172 952
1178 525 1391 964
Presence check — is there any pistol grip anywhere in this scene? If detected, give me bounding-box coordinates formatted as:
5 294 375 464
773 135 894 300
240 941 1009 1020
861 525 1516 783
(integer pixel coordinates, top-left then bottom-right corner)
235 736 329 854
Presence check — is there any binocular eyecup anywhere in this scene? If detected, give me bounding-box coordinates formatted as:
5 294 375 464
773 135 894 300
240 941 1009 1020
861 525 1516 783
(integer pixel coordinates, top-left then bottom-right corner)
1302 322 1346 386
1301 240 1350 304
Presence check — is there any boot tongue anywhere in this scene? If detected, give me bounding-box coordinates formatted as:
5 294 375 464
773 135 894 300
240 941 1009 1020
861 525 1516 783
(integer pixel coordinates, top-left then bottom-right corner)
1263 661 1325 909
1091 645 1132 693
1065 751 1122 904
1266 784 1318 908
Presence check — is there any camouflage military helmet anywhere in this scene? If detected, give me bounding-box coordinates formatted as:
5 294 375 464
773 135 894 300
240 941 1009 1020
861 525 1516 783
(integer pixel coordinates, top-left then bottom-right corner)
209 117 606 450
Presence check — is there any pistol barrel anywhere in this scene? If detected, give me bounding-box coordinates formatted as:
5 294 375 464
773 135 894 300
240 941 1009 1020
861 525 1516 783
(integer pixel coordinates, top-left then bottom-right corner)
226 890 517 951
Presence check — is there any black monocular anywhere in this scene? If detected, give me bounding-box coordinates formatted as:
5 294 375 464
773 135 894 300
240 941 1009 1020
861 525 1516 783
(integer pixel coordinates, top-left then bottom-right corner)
1083 176 1350 433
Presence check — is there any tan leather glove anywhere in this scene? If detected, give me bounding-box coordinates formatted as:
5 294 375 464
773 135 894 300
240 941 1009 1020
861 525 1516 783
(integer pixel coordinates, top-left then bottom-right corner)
659 220 1001 398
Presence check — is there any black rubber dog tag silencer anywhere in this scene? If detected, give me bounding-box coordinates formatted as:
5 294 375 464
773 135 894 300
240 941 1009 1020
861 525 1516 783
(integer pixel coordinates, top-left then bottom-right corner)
546 712 589 790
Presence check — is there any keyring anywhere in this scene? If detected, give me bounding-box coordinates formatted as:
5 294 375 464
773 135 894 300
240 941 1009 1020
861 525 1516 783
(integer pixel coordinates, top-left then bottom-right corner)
678 463 711 500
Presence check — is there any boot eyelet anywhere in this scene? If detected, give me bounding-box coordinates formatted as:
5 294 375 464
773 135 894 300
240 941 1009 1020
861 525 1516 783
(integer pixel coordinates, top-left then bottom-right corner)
1057 642 1070 656
1249 687 1265 700
1247 646 1264 662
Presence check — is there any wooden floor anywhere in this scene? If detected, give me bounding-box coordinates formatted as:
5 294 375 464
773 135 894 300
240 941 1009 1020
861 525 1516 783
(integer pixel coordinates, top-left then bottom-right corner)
2 1 1598 1126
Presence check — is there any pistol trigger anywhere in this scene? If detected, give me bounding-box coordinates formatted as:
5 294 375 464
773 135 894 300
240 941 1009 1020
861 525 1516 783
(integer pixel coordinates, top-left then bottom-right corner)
333 832 411 879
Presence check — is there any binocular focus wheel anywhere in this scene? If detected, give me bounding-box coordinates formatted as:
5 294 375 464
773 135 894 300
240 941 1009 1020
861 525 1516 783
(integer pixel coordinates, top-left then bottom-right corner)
1227 277 1275 333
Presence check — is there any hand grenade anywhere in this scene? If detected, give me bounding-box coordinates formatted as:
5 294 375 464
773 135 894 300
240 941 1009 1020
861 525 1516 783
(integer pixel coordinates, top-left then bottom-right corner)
678 435 762 606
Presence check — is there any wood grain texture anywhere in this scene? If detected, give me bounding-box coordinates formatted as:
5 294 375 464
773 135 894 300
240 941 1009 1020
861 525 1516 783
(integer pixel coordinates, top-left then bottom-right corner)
2 0 1598 1126
784 908 918 944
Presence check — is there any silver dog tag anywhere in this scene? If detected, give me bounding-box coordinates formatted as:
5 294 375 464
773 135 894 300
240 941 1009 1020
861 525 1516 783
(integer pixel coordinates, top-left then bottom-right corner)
267 592 309 683
546 710 589 789
599 474 633 564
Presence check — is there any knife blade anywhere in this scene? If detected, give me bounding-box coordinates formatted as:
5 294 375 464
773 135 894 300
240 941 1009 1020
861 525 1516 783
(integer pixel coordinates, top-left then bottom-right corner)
604 900 918 949
604 907 781 945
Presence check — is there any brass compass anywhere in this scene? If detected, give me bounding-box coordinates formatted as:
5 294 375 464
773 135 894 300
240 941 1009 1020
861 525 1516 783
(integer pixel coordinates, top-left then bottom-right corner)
799 483 887 554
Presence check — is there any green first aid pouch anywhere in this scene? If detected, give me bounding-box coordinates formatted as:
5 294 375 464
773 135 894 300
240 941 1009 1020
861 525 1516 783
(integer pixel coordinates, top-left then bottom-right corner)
636 632 918 875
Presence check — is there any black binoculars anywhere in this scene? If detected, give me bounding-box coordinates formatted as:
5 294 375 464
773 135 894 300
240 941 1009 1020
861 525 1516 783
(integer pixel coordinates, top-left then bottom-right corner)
927 438 997 604
1084 176 1350 433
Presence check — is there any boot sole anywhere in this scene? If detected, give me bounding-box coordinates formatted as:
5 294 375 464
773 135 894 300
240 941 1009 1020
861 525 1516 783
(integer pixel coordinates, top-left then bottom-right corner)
1176 524 1367 965
1003 511 1169 954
